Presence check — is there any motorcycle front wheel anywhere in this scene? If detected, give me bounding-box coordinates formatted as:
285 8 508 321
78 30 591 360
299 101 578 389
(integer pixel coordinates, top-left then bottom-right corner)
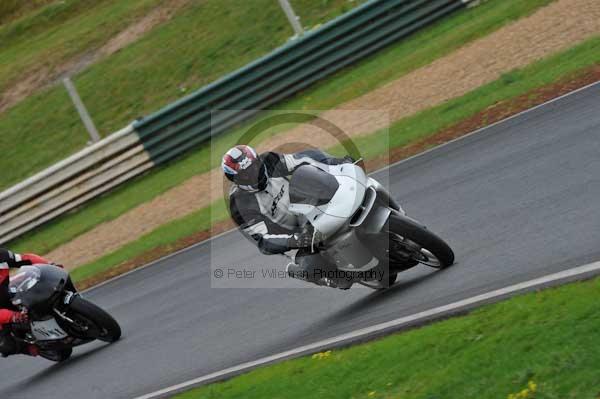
387 213 454 269
66 297 121 343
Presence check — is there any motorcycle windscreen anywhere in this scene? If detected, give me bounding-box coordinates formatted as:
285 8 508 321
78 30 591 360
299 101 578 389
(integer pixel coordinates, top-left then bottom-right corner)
9 265 68 309
289 165 339 206
9 266 41 306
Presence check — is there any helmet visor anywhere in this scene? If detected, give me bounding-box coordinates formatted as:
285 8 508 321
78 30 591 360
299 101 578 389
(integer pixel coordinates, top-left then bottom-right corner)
234 160 267 191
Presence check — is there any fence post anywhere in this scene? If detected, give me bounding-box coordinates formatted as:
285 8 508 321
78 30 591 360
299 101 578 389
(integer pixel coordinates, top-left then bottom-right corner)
277 0 304 36
63 77 101 143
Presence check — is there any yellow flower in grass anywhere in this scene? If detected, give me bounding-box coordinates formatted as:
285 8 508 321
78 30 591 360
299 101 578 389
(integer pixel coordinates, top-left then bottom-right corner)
528 381 537 392
507 380 538 399
311 350 332 360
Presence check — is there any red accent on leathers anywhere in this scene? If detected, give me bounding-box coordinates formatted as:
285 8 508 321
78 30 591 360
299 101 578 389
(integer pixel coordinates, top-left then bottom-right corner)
0 309 15 327
21 253 51 265
10 311 28 324
26 344 40 357
0 253 52 285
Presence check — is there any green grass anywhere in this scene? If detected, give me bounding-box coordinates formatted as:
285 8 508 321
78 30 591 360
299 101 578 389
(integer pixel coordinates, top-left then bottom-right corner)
0 0 54 25
0 0 365 191
174 275 600 399
0 0 171 188
68 34 600 285
0 0 160 89
7 0 554 256
0 0 167 95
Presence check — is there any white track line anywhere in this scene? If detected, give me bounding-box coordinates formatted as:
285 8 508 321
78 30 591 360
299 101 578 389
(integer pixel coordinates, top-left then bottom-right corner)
133 260 600 399
88 80 600 294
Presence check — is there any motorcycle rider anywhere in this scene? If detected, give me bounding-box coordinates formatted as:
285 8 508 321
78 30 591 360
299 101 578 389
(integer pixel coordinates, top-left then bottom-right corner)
222 145 355 288
0 248 54 357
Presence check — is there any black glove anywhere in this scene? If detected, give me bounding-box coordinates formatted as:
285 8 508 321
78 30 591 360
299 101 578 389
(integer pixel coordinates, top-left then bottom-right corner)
10 311 30 331
287 227 324 252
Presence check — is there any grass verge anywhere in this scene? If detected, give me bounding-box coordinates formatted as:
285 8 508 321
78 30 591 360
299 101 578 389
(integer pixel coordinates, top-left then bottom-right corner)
0 0 165 94
7 0 554 256
174 275 600 399
71 35 600 288
0 0 54 25
0 0 366 190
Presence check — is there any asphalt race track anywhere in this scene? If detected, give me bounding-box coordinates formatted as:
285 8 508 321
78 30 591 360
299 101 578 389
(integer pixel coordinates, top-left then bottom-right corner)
1 83 599 398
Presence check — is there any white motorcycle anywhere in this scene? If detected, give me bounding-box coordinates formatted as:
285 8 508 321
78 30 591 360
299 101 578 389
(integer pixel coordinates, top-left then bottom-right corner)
288 162 454 289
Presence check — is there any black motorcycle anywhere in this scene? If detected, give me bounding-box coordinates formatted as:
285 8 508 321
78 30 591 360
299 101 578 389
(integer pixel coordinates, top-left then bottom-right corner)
8 265 121 362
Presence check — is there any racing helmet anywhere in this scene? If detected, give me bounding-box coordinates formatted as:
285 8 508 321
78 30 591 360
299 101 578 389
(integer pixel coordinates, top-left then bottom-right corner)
222 145 268 192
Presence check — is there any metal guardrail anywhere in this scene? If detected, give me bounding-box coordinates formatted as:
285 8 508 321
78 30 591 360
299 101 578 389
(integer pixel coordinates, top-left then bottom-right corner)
0 0 471 245
0 125 154 244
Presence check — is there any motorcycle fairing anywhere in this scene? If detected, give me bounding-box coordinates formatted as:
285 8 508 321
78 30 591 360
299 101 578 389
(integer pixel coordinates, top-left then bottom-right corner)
31 318 69 341
289 164 367 238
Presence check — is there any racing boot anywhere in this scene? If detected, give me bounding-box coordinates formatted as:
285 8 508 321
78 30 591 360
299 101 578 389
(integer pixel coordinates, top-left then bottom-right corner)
0 333 39 358
286 263 352 290
286 262 309 281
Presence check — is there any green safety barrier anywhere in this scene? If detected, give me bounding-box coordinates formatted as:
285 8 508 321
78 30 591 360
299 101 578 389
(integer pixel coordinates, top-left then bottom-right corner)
133 0 469 165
